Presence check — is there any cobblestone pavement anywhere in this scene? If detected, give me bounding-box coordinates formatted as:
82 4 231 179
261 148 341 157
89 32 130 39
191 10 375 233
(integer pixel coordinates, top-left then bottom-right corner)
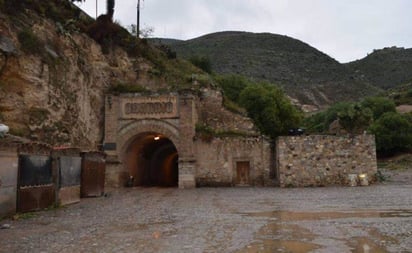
1 179 412 253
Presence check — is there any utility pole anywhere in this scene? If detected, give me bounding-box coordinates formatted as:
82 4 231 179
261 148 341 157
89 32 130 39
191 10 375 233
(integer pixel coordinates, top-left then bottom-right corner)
96 0 98 19
136 0 140 38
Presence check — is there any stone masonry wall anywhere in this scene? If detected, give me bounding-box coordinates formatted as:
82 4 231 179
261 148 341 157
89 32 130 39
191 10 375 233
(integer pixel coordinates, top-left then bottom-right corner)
195 136 274 186
276 135 377 187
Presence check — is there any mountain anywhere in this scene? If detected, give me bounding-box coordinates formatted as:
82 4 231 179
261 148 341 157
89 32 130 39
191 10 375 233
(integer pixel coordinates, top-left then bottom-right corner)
346 47 412 90
154 31 411 109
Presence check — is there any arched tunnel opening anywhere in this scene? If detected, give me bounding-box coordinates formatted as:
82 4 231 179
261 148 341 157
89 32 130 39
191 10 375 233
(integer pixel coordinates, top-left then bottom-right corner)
124 132 178 187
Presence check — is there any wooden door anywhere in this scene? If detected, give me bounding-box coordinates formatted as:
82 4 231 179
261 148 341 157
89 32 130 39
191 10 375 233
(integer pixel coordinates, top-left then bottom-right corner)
236 161 250 186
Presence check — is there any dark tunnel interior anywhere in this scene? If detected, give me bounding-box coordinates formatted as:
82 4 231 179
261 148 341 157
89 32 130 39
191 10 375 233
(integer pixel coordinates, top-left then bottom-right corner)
125 133 178 187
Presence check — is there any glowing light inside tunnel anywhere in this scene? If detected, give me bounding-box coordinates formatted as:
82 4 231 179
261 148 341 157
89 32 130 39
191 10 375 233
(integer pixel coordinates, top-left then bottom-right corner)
125 132 178 187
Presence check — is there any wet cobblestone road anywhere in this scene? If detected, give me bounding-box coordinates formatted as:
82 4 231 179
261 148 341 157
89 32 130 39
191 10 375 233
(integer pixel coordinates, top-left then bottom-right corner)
1 180 412 253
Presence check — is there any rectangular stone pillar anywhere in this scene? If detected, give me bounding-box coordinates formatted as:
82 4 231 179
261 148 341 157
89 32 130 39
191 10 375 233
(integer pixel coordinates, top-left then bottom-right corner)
103 95 119 157
179 157 196 188
178 90 197 188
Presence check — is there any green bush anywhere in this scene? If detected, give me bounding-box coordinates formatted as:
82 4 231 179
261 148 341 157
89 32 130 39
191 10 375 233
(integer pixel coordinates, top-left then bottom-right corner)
368 112 412 155
239 82 302 138
215 74 251 103
337 103 373 134
361 96 396 120
189 55 212 74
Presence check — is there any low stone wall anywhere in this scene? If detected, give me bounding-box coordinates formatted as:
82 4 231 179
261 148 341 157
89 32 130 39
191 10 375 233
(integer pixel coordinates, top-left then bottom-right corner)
276 135 377 187
195 136 274 186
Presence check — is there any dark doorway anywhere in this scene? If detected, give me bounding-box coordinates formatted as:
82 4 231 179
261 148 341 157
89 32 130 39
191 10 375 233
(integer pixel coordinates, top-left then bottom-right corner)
125 133 178 187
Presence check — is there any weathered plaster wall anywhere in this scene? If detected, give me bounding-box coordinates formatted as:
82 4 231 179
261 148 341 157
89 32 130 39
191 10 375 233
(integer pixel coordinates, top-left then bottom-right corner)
195 136 274 186
0 145 18 218
276 135 378 187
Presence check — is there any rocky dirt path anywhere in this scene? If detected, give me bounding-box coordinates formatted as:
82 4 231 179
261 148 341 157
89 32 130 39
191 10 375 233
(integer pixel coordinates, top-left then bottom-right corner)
1 180 412 252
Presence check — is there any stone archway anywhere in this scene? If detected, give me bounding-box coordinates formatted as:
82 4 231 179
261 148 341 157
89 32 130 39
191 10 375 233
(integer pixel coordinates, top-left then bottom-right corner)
123 132 178 187
117 119 180 187
103 93 197 188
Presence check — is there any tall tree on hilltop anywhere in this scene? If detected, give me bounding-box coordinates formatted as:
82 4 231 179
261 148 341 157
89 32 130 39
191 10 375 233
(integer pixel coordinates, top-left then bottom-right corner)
71 0 115 21
107 0 115 20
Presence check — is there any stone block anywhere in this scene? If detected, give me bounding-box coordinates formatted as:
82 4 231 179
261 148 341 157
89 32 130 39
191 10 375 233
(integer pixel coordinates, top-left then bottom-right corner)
179 174 196 189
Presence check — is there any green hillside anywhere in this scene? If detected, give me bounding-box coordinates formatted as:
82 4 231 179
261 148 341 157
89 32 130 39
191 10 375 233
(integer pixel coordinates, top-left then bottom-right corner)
154 31 382 108
346 47 412 90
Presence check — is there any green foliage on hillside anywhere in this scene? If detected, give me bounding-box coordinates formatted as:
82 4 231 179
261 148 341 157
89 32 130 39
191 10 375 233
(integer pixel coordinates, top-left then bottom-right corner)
360 97 396 120
157 31 382 106
304 102 373 135
189 56 212 74
369 112 412 155
239 82 302 139
215 74 251 102
304 96 412 155
337 104 373 134
386 83 412 105
214 74 302 138
347 47 412 90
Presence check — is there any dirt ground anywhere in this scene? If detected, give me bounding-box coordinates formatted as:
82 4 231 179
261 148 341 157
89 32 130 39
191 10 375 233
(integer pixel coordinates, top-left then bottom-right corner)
1 170 412 253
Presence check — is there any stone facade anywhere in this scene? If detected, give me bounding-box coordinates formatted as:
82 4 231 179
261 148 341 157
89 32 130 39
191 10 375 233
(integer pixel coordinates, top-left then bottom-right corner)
103 91 379 189
276 135 378 187
103 90 272 188
103 91 198 188
195 136 274 186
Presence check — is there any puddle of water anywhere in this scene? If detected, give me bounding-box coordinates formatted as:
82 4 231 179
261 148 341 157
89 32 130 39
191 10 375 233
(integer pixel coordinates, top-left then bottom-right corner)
236 209 408 253
242 209 412 221
349 237 388 253
237 239 319 253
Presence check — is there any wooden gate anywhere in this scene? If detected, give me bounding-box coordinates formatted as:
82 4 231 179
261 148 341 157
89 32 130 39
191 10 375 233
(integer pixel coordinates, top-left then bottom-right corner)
81 152 105 197
17 155 55 212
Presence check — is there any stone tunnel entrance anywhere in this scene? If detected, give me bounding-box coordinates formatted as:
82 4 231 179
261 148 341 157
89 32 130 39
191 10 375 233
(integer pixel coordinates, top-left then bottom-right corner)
125 132 178 187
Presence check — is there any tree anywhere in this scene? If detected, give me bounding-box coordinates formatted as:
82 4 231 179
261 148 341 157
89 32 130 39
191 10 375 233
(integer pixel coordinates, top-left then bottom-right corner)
368 112 412 155
71 0 115 20
304 101 375 135
189 56 212 74
216 75 251 102
239 83 302 139
107 0 115 20
337 103 373 134
361 97 396 120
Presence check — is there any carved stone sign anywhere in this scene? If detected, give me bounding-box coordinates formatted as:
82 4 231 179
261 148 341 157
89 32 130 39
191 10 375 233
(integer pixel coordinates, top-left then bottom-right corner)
120 95 178 119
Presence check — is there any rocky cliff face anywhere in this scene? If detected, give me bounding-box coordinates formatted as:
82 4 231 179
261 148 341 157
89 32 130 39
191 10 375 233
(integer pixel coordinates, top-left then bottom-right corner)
0 9 159 149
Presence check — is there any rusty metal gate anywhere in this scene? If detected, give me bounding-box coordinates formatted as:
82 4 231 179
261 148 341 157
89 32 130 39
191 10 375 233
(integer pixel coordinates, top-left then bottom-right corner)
17 155 54 212
58 156 81 206
81 152 105 197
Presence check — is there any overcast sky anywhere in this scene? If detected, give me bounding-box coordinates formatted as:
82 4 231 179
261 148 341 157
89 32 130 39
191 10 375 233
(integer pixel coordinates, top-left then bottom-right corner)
75 0 412 63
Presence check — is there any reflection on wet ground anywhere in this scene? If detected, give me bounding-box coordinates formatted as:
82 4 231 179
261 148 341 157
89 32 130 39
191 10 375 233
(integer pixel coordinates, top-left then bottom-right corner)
242 210 412 220
237 210 411 253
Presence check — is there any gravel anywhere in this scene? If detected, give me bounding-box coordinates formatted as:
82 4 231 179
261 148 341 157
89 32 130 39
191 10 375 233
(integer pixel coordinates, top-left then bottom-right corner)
1 178 411 253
